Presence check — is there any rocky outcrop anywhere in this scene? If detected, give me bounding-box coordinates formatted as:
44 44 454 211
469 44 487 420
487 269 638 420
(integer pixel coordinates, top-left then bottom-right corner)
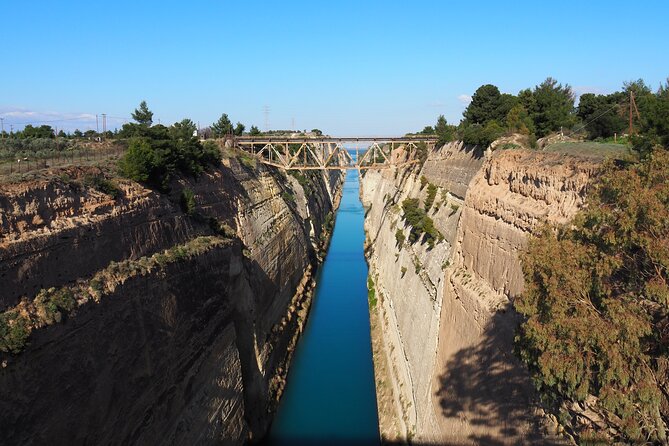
0 158 344 445
362 141 599 445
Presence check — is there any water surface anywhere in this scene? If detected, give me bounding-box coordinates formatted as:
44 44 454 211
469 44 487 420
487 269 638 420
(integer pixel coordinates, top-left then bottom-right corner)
265 169 379 445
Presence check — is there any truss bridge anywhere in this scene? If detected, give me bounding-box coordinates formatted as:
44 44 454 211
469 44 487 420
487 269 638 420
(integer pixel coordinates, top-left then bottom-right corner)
232 136 438 170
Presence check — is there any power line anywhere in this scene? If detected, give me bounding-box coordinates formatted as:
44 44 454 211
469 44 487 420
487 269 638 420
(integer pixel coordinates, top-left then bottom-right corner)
564 101 621 138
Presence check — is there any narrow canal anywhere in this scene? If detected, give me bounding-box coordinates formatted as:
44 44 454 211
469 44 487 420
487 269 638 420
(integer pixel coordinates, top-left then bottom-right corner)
266 168 380 445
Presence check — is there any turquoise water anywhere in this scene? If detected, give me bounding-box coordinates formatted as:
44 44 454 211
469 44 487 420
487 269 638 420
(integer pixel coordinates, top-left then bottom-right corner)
265 169 380 446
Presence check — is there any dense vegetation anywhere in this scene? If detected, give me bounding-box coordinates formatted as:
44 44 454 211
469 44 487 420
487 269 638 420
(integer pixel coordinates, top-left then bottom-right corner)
419 77 669 152
515 148 669 443
117 102 221 190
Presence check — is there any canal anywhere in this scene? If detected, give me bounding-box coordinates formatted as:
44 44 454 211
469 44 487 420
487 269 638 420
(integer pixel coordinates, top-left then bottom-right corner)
265 169 380 445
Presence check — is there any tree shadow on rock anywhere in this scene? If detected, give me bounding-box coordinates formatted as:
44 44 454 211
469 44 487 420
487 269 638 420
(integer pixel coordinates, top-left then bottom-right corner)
434 303 567 446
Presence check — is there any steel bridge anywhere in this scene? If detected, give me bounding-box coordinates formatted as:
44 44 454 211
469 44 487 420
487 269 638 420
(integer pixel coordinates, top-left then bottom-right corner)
232 136 438 170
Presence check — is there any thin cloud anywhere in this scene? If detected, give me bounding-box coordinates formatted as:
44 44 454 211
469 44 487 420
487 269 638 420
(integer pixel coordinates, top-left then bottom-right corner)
457 94 472 105
572 86 607 97
0 108 108 131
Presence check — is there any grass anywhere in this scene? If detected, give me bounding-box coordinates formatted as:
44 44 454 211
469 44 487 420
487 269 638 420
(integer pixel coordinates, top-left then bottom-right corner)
543 141 630 160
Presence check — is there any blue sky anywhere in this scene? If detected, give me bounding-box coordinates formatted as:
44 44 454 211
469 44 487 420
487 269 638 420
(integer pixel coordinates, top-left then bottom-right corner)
1 0 668 135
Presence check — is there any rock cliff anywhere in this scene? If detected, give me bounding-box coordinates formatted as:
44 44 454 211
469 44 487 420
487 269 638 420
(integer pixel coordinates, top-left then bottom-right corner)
0 156 344 445
362 142 599 444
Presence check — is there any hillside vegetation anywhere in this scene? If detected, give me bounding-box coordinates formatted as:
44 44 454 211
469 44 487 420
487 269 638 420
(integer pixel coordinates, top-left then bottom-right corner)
515 148 669 443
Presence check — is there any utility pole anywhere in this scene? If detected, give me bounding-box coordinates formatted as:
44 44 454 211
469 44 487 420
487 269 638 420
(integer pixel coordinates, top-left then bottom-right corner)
102 113 107 135
629 90 641 136
96 114 99 133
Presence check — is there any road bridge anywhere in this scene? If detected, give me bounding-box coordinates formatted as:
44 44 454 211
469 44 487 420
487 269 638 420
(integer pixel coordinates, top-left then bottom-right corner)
232 136 438 170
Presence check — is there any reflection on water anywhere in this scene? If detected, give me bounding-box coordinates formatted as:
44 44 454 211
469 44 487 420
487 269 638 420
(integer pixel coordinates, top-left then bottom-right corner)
264 169 379 446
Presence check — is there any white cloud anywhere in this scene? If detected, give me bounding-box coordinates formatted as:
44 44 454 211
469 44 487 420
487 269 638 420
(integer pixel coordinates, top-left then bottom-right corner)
0 108 113 131
572 86 607 97
457 94 472 105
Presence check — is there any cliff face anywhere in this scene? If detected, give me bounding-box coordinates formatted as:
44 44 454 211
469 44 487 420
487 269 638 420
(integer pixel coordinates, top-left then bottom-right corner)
361 142 598 444
0 158 344 445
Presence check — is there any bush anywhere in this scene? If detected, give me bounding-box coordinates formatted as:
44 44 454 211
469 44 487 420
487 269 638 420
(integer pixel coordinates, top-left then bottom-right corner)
424 183 438 211
515 151 669 443
281 191 295 204
83 174 122 199
238 151 257 169
180 188 196 215
367 276 377 309
401 198 442 249
395 228 406 247
0 312 29 354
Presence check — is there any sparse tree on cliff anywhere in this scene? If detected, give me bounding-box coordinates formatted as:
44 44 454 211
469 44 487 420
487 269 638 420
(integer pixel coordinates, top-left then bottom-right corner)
233 122 245 136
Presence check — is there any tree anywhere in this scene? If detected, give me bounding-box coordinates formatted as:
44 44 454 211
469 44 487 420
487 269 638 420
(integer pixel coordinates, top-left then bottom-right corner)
118 138 157 184
515 151 669 443
525 77 576 137
435 115 455 146
505 103 534 134
463 84 503 125
576 93 626 139
311 128 323 136
211 113 233 137
170 119 197 140
460 120 504 147
420 126 435 134
132 100 153 126
21 124 55 139
249 125 261 136
234 122 245 136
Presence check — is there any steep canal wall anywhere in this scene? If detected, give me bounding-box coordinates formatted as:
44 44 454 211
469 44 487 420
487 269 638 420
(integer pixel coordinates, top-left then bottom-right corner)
0 156 344 445
361 142 599 444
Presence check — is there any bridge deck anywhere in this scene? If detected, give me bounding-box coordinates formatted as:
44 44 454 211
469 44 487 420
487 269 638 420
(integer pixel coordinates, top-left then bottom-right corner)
231 136 436 170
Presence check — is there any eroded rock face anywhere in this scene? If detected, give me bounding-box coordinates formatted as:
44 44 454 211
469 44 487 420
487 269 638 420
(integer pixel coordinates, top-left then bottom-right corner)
362 143 598 445
0 161 344 445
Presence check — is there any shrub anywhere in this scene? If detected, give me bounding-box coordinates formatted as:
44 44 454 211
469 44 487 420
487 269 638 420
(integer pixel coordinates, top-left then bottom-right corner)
424 183 438 211
395 228 406 247
420 175 428 190
515 151 669 443
367 276 377 309
0 312 29 354
238 151 257 169
83 174 122 199
281 191 295 204
180 188 196 215
401 266 407 277
401 198 442 248
290 170 313 196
